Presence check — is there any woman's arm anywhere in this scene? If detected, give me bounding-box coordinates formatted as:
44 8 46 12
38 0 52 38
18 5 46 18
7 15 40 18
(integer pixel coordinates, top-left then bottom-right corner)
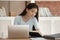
33 17 42 36
33 17 38 30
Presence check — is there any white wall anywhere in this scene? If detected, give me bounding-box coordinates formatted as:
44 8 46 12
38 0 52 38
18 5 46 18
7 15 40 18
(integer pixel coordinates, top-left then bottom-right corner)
38 17 60 35
0 17 15 38
54 20 60 33
0 20 11 38
38 20 51 35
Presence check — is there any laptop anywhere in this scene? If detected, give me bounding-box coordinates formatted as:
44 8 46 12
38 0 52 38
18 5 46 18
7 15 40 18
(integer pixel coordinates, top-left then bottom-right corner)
8 25 29 39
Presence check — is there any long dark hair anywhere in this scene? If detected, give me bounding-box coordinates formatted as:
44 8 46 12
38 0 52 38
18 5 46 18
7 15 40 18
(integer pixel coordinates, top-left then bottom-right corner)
19 3 39 20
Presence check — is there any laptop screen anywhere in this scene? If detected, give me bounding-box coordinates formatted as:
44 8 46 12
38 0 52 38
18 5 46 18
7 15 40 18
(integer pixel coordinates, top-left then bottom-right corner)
8 25 29 39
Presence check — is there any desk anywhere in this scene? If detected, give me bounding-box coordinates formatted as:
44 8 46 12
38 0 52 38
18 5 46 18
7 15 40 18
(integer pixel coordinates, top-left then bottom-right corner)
55 38 60 40
0 38 30 40
0 31 54 40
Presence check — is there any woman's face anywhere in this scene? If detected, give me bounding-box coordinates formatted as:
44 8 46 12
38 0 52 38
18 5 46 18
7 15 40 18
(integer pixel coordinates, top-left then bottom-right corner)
26 8 37 17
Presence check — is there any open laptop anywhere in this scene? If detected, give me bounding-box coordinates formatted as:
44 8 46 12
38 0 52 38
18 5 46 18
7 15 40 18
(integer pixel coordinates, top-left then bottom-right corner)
8 25 29 39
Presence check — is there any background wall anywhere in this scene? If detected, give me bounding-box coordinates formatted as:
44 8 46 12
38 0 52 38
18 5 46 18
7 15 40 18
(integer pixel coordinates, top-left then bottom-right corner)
0 1 9 16
36 1 60 16
0 1 25 16
10 1 25 16
0 1 60 16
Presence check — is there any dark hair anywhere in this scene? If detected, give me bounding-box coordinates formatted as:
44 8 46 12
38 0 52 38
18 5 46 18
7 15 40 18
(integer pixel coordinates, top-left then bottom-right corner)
19 3 38 20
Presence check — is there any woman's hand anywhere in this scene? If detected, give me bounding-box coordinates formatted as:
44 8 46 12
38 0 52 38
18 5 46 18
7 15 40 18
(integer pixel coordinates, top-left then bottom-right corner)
36 29 43 36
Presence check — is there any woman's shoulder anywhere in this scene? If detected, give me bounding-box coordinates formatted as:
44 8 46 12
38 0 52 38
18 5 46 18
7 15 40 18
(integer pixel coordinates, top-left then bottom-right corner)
15 16 22 20
15 16 22 18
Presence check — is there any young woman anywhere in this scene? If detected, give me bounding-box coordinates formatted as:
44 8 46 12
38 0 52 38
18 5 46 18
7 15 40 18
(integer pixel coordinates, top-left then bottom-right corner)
14 3 39 31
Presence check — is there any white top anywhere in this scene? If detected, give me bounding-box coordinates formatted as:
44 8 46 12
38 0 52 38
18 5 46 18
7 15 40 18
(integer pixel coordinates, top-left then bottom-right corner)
14 16 38 31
